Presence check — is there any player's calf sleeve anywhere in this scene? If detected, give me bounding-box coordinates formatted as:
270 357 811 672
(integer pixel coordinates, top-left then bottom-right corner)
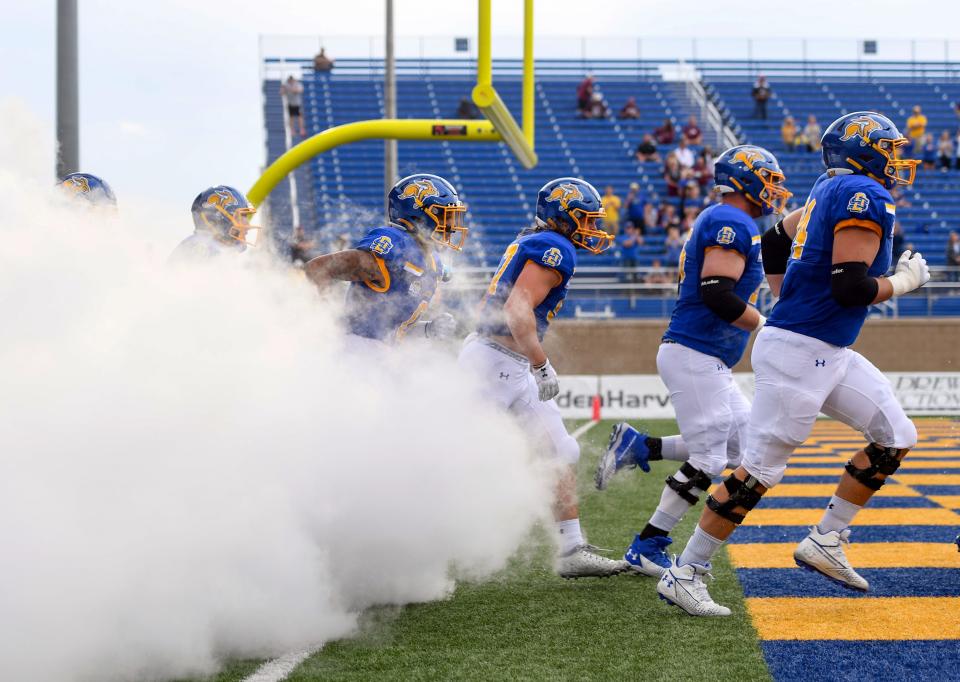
659 435 689 462
647 463 713 534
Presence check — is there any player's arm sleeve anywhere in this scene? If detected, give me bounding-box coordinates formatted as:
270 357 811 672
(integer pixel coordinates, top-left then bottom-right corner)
761 218 794 275
832 185 889 237
831 261 879 307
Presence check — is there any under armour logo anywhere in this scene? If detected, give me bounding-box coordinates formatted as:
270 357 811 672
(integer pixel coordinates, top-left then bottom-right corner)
499 372 510 380
828 503 835 509
716 364 722 372
815 359 826 367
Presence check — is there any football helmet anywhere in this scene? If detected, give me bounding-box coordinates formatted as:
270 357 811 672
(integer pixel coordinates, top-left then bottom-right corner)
536 177 613 254
59 172 117 206
190 186 258 246
821 111 919 188
714 145 791 216
387 173 468 250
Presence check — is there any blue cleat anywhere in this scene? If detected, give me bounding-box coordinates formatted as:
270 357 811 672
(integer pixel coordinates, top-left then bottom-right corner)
595 422 651 490
623 534 673 577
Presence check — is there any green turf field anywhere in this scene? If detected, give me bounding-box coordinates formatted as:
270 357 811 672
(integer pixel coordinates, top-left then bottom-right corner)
192 419 769 682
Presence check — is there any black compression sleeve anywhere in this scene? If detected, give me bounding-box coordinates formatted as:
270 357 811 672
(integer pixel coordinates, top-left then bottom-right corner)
700 276 747 323
761 219 793 275
831 261 879 307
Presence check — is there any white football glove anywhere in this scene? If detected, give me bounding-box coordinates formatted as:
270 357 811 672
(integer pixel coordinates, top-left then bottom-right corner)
887 250 930 296
531 359 560 402
424 312 457 340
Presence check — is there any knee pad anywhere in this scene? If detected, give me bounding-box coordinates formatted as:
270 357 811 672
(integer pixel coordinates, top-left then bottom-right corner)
706 472 764 524
845 443 906 491
665 462 713 505
557 434 580 465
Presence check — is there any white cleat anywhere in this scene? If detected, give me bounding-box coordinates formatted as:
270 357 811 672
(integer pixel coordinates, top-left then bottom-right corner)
794 526 869 592
557 544 630 579
656 557 731 617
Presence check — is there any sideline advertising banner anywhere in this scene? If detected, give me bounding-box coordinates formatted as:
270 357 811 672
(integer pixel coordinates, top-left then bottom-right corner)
557 373 960 419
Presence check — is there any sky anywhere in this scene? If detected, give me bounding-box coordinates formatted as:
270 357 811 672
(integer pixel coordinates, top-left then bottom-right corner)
2 0 959 213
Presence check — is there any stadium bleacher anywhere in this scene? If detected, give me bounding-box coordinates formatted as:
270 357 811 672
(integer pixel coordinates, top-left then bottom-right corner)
262 58 960 318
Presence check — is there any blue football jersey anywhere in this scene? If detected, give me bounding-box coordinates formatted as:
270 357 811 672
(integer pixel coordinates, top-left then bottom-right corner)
477 229 577 341
663 203 764 368
768 173 895 347
345 226 442 342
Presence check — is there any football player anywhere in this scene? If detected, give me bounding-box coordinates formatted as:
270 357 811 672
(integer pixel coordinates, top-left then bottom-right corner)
596 147 790 580
304 173 465 345
660 111 928 616
59 172 117 206
458 177 627 579
169 186 258 261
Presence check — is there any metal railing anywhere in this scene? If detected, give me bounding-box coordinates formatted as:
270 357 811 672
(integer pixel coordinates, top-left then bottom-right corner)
444 266 960 318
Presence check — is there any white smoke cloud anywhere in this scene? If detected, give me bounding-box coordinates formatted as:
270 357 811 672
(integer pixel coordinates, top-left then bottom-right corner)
0 99 555 682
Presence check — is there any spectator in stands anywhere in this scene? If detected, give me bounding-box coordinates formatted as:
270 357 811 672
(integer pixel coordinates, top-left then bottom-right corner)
663 154 683 196
584 92 608 119
635 133 661 162
906 105 927 154
623 182 647 232
645 258 674 285
673 137 695 169
654 118 676 144
803 115 822 152
751 75 771 119
643 201 659 231
313 47 334 72
937 131 954 170
617 223 643 280
457 97 480 119
658 202 680 231
576 74 595 114
691 154 712 187
892 222 906 260
289 226 316 265
700 145 716 167
781 115 798 151
664 225 684 263
954 101 960 122
947 230 960 263
682 115 703 145
891 185 912 207
280 75 306 137
619 96 641 119
601 185 622 235
955 129 960 169
921 133 937 170
679 176 701 216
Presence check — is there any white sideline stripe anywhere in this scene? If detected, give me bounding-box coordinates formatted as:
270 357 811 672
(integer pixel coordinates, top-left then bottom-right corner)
571 419 599 440
241 418 600 682
240 648 317 682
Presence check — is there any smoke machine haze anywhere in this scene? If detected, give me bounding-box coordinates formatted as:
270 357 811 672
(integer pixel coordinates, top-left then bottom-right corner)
0 99 555 682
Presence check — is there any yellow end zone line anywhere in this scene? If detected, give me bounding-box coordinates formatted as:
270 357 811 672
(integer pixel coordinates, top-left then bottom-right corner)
929 495 960 510
729 542 960 568
786 460 960 470
746 597 960 640
743 507 959 526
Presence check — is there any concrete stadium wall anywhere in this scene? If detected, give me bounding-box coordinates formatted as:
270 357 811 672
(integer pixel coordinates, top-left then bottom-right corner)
544 318 960 374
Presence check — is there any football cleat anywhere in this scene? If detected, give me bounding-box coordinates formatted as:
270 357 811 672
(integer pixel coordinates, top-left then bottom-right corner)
794 526 869 591
657 557 731 617
556 544 630 579
595 422 651 490
624 534 672 577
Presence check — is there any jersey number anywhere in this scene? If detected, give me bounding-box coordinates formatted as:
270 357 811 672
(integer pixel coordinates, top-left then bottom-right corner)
791 198 817 260
487 243 520 295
